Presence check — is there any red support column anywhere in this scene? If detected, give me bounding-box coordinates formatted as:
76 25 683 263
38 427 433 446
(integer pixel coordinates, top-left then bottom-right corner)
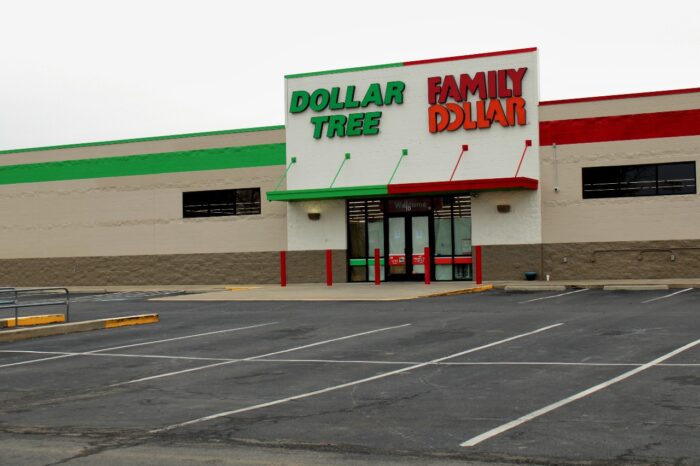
424 247 431 285
326 249 333 286
474 245 483 285
374 248 381 286
280 251 287 287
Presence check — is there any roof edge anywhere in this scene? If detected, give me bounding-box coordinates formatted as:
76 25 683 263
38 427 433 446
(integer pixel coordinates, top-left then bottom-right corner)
284 47 538 80
539 87 700 106
0 124 285 156
402 47 538 67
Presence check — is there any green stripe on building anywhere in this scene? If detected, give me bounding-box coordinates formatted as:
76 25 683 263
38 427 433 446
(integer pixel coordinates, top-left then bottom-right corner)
0 125 285 155
267 184 388 201
0 143 286 186
349 258 386 266
285 62 403 79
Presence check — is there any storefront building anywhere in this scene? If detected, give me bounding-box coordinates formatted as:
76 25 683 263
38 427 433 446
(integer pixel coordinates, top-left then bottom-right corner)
0 47 698 285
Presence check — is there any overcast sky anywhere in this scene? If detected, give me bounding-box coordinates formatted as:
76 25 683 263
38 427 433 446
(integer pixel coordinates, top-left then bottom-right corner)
2 0 698 151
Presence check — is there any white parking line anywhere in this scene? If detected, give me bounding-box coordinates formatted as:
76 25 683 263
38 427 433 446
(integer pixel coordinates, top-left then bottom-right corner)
0 350 231 362
4 350 698 368
111 323 412 386
150 322 563 433
0 322 277 369
92 322 278 353
519 288 589 304
642 288 693 304
0 354 76 368
255 359 644 367
460 336 700 447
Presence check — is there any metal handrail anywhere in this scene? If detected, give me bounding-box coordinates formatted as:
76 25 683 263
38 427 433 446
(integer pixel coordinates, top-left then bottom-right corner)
0 287 70 328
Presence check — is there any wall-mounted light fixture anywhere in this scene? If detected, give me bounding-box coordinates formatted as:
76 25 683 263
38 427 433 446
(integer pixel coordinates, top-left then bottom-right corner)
496 204 511 213
307 208 321 221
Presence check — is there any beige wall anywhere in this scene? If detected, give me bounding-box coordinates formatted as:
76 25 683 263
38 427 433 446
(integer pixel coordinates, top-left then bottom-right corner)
0 128 286 166
539 85 700 247
540 91 700 121
0 165 287 259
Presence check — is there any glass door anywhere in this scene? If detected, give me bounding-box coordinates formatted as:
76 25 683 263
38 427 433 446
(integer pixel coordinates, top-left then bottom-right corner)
411 216 429 276
386 214 431 280
387 217 407 279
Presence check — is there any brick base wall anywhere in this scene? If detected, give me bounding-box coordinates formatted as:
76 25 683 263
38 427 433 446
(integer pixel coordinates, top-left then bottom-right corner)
482 240 700 281
0 250 347 286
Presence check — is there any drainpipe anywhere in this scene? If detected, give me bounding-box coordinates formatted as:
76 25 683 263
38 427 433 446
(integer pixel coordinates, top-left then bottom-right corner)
552 143 559 192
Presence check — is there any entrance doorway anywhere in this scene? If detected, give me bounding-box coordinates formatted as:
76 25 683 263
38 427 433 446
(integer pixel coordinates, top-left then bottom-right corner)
347 195 472 282
387 215 431 281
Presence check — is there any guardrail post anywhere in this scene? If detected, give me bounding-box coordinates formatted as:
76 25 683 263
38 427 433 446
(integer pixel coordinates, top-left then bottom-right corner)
280 251 287 287
0 287 70 327
64 288 70 323
374 248 381 286
326 249 333 286
424 247 431 285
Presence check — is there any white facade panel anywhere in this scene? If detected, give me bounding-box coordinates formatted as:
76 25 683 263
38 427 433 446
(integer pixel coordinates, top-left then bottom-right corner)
285 51 540 190
472 190 542 245
287 200 346 251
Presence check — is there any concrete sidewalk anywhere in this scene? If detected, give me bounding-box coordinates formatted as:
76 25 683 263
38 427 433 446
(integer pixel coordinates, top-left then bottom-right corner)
151 282 489 301
491 278 700 290
18 278 700 301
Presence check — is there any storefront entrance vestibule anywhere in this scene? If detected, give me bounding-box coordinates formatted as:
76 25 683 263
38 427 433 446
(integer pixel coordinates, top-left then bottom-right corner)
347 195 472 282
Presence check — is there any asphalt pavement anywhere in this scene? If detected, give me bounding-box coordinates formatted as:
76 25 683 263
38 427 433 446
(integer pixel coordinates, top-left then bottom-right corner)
0 287 698 465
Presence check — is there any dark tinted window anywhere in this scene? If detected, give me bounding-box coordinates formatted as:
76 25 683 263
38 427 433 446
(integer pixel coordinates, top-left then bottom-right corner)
183 188 261 218
583 162 695 199
658 163 697 195
235 189 262 215
618 164 657 197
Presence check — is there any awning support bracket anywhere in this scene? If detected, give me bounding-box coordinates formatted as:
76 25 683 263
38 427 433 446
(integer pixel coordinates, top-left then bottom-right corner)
329 153 351 188
273 156 297 192
387 148 408 184
514 139 533 178
449 144 469 181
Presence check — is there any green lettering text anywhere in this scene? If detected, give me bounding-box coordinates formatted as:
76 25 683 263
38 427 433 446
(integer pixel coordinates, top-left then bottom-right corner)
289 90 310 113
310 115 329 139
344 85 361 109
384 81 405 105
361 83 384 107
346 113 364 137
310 88 330 111
329 87 344 110
363 111 382 135
326 115 347 138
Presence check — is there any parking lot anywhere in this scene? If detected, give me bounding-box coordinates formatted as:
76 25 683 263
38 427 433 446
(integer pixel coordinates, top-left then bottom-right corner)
0 287 698 465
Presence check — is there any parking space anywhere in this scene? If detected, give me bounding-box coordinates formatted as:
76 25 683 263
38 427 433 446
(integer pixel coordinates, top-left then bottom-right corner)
0 288 698 465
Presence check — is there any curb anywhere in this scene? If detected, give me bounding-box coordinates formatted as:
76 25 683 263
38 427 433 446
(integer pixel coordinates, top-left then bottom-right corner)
603 285 670 291
505 285 567 292
0 314 65 329
423 284 494 298
0 314 159 343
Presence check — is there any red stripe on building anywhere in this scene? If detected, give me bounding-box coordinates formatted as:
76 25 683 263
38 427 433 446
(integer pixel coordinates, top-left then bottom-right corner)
539 109 700 146
388 177 538 196
434 257 472 265
403 47 537 67
539 87 700 106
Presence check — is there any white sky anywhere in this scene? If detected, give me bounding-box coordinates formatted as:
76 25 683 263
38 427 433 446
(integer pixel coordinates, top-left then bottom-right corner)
2 0 698 151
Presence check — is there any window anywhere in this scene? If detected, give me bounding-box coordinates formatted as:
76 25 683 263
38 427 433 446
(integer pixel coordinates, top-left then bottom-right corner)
183 188 261 218
582 162 696 199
